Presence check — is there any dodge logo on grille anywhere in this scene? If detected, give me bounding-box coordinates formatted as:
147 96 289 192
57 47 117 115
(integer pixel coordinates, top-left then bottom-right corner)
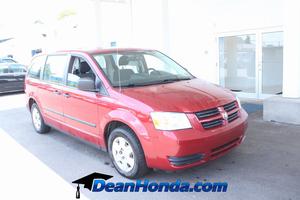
221 112 228 120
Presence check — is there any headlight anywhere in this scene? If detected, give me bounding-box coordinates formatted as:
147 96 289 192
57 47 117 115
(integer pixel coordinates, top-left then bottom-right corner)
150 112 192 131
236 96 241 108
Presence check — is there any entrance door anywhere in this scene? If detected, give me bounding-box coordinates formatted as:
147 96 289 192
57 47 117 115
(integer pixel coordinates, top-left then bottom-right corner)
218 30 283 99
260 31 283 97
219 34 256 97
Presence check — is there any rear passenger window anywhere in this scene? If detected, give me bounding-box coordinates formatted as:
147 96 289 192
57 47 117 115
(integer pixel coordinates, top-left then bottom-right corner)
43 55 68 84
28 55 46 79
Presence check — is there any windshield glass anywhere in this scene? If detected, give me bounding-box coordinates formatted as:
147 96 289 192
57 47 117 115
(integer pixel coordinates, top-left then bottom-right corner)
93 50 194 87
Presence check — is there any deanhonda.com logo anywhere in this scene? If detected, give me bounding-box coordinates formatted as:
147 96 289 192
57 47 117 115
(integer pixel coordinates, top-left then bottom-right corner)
92 179 228 193
72 172 228 198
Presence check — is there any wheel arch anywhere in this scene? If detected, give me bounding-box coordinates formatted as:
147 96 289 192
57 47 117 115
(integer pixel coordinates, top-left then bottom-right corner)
101 109 151 153
28 97 36 111
27 95 45 117
104 121 133 150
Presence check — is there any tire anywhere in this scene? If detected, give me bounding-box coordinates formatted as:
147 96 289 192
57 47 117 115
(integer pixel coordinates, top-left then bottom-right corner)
108 126 149 179
31 103 51 134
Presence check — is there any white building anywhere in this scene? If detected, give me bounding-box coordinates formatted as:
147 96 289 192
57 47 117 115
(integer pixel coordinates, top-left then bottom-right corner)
88 0 300 124
1 0 299 123
89 0 289 98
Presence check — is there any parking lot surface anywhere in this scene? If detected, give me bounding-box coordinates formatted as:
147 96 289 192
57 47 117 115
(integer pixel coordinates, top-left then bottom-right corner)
0 93 299 200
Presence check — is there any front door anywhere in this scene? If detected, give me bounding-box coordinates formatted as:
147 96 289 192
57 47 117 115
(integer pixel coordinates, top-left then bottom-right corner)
218 29 283 99
61 55 100 144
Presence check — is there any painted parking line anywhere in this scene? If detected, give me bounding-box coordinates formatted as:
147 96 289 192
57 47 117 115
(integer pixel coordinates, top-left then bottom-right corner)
0 94 26 111
0 128 89 200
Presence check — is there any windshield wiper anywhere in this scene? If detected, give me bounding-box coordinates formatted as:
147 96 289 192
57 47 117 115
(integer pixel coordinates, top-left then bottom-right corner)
124 84 138 87
160 77 191 83
114 77 192 88
121 83 152 87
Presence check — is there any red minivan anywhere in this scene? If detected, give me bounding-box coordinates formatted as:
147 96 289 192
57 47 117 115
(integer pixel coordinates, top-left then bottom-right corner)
25 49 248 178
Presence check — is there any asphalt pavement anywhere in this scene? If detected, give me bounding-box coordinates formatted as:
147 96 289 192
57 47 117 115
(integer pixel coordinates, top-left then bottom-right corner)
0 93 299 200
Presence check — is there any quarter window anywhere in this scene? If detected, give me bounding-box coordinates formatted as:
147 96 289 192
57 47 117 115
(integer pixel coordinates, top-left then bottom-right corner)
43 55 68 84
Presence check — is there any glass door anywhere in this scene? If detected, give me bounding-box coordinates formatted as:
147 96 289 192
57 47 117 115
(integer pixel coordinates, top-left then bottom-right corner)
218 30 283 99
260 31 283 97
219 34 257 97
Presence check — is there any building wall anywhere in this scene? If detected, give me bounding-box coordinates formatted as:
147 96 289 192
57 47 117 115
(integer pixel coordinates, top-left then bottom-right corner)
165 0 283 84
1 0 290 94
90 0 283 84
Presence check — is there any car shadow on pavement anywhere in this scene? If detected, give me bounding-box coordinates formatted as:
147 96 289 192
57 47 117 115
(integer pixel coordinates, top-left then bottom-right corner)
0 91 24 97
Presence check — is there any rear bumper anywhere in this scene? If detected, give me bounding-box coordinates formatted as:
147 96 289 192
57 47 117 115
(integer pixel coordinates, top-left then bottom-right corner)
146 108 248 170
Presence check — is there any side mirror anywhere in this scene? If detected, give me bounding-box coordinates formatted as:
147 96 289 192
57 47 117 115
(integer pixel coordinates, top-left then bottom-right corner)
78 77 96 92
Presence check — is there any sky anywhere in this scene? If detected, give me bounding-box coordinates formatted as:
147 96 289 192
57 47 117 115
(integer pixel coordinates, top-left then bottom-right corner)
0 0 82 23
0 0 89 38
0 0 96 62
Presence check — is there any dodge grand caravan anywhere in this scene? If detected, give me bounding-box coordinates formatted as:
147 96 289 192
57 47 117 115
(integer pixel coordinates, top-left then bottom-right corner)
25 49 248 178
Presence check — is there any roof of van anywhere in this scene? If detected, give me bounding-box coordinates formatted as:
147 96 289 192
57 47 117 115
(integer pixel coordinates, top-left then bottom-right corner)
59 48 154 55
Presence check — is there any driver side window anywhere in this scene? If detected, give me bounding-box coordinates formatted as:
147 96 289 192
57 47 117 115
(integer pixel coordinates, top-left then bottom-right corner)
67 56 98 89
67 57 81 88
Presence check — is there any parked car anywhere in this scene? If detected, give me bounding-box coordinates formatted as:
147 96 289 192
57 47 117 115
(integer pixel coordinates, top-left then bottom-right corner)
0 57 17 64
0 63 26 93
25 49 248 178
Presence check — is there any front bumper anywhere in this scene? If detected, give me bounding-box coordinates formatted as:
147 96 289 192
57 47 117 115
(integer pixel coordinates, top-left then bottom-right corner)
146 108 248 170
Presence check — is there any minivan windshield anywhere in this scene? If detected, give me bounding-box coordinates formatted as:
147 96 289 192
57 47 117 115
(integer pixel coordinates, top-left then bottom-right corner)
93 50 194 87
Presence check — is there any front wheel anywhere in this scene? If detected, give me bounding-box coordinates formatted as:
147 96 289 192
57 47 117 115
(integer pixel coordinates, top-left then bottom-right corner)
108 126 149 179
31 103 51 134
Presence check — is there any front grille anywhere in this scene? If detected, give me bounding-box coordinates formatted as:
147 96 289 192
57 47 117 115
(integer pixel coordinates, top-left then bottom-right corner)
195 108 219 119
228 111 239 122
195 100 239 130
223 101 237 112
201 118 223 129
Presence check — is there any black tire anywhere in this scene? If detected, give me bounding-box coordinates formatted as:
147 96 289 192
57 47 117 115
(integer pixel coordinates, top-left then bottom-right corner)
108 126 149 179
31 103 51 134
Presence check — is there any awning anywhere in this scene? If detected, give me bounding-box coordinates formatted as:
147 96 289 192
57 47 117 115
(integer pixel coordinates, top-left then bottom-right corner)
0 37 13 43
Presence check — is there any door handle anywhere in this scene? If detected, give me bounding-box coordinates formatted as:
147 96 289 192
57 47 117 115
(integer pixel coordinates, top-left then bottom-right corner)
53 90 61 95
63 93 70 98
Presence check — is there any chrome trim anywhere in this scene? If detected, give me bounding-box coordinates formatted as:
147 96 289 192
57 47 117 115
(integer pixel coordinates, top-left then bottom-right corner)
45 107 63 116
44 107 96 128
64 113 96 127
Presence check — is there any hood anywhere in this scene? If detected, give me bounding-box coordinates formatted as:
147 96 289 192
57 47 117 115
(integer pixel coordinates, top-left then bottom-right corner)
120 78 235 113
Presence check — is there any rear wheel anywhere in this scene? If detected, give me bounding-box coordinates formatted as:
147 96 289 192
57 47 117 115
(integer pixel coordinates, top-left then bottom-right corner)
108 126 149 179
31 103 51 134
